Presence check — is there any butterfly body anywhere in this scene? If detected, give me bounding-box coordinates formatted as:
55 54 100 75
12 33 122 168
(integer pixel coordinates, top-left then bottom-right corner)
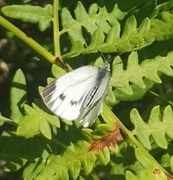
41 61 110 127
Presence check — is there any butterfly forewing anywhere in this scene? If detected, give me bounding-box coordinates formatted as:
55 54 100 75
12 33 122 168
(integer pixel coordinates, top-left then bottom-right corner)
42 66 99 119
51 77 98 119
41 62 110 127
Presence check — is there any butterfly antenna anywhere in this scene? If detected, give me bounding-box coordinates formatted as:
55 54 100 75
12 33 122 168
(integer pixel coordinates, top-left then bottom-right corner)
89 32 125 63
89 33 107 62
107 52 125 63
100 50 107 62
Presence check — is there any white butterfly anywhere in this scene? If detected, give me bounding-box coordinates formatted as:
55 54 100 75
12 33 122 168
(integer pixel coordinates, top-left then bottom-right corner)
41 61 110 127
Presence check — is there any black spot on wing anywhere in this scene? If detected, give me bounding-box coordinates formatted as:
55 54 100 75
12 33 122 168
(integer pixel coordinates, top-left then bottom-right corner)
70 100 78 106
59 93 66 101
47 93 66 110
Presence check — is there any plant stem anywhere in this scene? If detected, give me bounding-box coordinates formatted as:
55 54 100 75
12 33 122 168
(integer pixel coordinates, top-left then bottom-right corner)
0 16 55 64
150 90 173 106
53 0 61 58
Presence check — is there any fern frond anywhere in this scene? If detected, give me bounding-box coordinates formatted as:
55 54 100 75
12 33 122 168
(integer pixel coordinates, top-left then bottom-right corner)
0 132 46 171
131 105 173 149
22 122 122 180
17 100 60 139
26 141 91 180
1 1 173 179
33 145 110 180
1 5 53 31
125 148 168 180
111 51 173 101
109 145 169 179
61 2 125 54
10 69 27 123
61 2 173 58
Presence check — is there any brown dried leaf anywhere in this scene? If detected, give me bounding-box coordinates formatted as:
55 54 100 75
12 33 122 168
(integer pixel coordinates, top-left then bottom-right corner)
88 123 123 152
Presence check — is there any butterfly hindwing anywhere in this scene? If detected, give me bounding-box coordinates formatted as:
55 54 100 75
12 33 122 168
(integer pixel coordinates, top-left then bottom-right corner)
79 63 110 125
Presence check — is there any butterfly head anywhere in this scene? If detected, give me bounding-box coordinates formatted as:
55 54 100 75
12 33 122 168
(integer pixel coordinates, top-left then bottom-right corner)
100 61 110 72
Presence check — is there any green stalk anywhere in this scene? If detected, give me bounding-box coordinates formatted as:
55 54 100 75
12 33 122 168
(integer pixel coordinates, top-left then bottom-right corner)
0 16 55 64
52 0 61 58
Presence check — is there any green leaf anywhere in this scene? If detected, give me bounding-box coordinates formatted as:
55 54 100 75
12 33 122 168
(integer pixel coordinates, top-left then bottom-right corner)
121 16 137 39
0 132 46 171
17 101 60 139
148 105 173 148
126 171 139 180
161 153 171 168
152 1 173 17
61 2 173 58
23 158 47 180
111 51 173 102
51 64 67 78
130 109 151 149
31 141 91 180
61 6 86 45
61 2 126 58
2 4 53 31
10 69 27 123
131 105 173 149
23 119 122 180
150 12 173 41
170 156 173 173
0 115 10 126
0 114 16 126
0 117 5 126
130 148 168 180
96 147 110 165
